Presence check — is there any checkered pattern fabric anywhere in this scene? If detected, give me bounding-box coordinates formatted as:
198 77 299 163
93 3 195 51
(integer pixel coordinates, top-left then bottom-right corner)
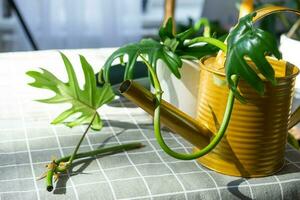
1 50 300 200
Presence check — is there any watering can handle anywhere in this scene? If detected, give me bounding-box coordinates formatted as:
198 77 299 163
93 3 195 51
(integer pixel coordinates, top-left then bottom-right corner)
288 106 300 130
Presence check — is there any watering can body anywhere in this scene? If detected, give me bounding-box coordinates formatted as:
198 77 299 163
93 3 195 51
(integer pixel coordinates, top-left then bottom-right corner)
120 55 299 177
195 56 298 177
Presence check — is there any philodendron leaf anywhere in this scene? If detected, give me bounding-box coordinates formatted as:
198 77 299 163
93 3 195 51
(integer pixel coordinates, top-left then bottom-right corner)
102 17 219 83
103 38 182 81
225 12 282 100
26 53 115 130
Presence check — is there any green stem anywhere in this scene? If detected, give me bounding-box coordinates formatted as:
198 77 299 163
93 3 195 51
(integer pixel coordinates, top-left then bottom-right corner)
46 142 143 191
140 39 238 160
177 18 211 41
56 142 143 164
194 18 211 37
68 113 97 166
46 170 54 192
46 111 137 191
184 37 227 53
154 78 237 160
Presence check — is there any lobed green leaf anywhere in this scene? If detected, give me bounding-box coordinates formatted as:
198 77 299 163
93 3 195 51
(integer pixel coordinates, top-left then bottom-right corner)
225 12 282 100
102 38 182 81
101 17 221 85
27 53 115 130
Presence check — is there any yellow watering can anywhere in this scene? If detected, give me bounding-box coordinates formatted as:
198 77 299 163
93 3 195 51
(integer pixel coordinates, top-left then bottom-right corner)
119 6 300 177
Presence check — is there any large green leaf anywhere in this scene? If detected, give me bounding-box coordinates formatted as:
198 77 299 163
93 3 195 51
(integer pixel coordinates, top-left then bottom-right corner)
26 53 115 130
225 12 282 100
103 38 182 81
101 18 220 84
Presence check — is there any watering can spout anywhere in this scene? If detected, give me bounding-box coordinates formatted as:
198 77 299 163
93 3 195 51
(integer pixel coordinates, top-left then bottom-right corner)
119 80 213 149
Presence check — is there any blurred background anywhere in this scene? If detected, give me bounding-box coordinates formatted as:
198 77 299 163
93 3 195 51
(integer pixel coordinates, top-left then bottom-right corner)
0 0 244 52
0 0 299 52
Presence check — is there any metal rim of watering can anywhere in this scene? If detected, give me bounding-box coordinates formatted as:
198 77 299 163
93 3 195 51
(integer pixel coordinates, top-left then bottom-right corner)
199 55 300 81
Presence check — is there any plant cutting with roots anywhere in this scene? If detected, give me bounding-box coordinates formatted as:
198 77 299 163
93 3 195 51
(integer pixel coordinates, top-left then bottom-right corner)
27 53 144 192
27 5 300 192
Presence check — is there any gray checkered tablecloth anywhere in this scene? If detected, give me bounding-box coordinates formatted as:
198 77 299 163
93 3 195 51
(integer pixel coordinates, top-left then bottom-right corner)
1 50 300 200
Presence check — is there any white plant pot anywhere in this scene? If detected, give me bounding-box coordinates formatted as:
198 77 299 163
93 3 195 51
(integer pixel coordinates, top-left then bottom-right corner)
153 60 200 118
280 34 300 97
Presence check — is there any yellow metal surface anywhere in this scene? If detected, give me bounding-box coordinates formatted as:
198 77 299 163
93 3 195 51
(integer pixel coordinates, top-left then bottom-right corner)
119 80 213 149
195 56 299 177
253 6 300 23
239 0 254 18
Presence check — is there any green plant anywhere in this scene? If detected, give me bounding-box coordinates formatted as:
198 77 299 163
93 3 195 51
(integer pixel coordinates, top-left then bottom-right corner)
27 53 143 191
101 6 300 159
147 12 282 159
99 18 219 83
27 6 300 192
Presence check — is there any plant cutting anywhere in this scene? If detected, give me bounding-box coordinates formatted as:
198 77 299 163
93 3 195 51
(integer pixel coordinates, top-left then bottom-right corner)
26 53 144 192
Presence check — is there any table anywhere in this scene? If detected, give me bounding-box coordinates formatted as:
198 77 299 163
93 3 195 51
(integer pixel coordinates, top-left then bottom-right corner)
1 49 300 200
